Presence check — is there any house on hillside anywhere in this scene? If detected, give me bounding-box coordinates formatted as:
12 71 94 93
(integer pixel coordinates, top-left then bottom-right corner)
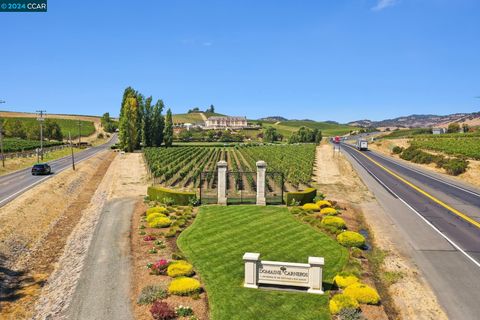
432 127 446 134
205 116 248 129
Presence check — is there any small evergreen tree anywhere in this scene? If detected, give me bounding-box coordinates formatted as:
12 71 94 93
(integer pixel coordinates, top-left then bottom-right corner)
142 96 153 147
163 108 173 147
152 99 165 147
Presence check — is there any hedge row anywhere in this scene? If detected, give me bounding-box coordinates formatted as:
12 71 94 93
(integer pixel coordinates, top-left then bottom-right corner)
285 188 317 206
147 186 196 206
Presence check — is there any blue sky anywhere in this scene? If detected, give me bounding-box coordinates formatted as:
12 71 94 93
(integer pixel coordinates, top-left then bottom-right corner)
1 0 479 123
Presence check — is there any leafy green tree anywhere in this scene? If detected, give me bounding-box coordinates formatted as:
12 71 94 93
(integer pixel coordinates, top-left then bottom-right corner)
152 99 165 146
179 129 193 141
142 96 153 147
288 133 299 144
462 123 470 133
101 112 118 133
264 127 278 143
4 119 26 139
119 96 139 152
135 94 145 149
44 119 63 141
447 123 460 133
164 108 174 147
206 104 215 113
314 129 322 144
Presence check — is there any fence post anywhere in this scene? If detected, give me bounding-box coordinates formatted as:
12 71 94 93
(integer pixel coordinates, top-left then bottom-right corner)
217 160 228 205
256 161 267 205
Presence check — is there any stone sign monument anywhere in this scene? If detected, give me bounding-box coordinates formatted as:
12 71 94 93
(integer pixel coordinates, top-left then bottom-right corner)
243 252 324 294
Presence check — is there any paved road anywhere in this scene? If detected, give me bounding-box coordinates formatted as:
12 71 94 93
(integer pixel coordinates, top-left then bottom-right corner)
66 198 135 320
340 143 480 319
0 134 117 208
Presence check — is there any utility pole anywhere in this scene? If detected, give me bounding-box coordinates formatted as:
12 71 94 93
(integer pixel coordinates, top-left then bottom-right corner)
0 100 5 167
36 110 46 162
69 131 75 170
78 119 82 146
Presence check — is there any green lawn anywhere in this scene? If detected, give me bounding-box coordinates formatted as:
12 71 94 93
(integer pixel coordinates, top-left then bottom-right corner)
178 206 348 320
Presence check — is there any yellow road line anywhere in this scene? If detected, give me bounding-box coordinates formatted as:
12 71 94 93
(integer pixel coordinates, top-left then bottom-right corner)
346 144 480 230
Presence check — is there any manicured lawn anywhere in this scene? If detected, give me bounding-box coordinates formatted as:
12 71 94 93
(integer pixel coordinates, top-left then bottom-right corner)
178 206 348 320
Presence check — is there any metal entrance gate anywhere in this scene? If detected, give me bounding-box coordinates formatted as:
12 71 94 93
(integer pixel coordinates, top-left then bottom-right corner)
199 170 284 205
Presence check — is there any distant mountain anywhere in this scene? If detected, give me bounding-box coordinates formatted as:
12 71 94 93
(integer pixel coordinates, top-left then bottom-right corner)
348 112 480 128
259 116 288 122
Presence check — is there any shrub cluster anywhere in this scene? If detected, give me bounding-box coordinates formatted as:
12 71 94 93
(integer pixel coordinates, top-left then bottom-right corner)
149 217 173 228
316 200 332 208
329 293 359 315
167 260 194 277
337 231 366 248
137 285 167 305
392 146 404 154
150 301 176 320
343 283 380 304
334 273 360 289
320 207 338 216
149 259 170 275
146 213 167 224
398 146 468 176
321 216 346 229
302 203 320 211
168 277 201 296
147 206 168 215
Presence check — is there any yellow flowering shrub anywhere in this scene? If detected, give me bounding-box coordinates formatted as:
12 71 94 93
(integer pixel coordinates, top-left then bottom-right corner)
344 283 380 304
333 274 359 288
167 260 194 277
316 200 332 208
302 203 320 211
321 216 346 230
168 277 201 296
146 206 168 216
148 217 172 228
320 207 339 216
329 293 359 314
146 213 167 224
337 231 366 248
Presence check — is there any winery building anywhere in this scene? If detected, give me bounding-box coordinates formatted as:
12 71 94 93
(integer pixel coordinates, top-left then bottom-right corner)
205 116 248 129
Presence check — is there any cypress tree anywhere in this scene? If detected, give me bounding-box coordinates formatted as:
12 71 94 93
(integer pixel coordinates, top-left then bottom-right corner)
142 96 153 147
163 108 173 147
152 99 165 147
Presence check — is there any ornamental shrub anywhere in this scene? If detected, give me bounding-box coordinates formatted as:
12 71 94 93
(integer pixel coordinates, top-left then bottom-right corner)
334 273 360 288
337 231 366 248
167 260 194 277
137 285 167 305
146 213 167 224
320 207 339 216
168 277 201 296
149 217 172 228
329 293 359 315
321 216 346 230
302 203 320 211
392 146 404 154
149 259 170 275
344 283 380 304
147 206 168 216
150 300 176 320
316 200 332 208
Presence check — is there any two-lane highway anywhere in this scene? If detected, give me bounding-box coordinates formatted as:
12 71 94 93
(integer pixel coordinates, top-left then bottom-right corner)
340 142 480 319
0 134 117 208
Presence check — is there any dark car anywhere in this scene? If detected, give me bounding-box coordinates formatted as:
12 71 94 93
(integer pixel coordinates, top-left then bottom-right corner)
32 163 52 175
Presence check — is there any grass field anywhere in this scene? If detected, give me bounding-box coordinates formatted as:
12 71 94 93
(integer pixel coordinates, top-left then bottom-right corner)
173 113 205 124
2 117 95 138
178 206 348 320
261 120 358 137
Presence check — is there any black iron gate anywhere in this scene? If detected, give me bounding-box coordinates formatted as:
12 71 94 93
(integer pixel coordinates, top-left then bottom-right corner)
199 170 284 205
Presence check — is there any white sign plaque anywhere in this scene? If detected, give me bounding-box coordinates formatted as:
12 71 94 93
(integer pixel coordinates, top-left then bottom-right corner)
243 252 324 294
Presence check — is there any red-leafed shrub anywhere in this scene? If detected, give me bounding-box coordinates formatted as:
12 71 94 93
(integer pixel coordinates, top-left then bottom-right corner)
144 235 157 241
150 259 170 275
150 301 175 320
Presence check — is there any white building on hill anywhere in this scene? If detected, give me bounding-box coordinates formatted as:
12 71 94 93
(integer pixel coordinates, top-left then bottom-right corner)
205 116 248 129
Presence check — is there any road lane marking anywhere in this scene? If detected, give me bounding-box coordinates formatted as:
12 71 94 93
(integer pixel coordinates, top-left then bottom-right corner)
370 151 480 199
343 146 480 268
343 144 480 230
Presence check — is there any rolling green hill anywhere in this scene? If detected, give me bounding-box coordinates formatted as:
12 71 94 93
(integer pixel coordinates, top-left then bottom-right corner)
261 120 358 137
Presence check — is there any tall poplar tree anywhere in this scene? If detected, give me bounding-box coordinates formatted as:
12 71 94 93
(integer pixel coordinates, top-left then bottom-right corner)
152 99 165 147
163 108 173 147
119 91 139 152
142 96 153 147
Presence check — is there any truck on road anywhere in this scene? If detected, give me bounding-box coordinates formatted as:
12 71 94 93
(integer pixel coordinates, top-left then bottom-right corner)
356 139 368 151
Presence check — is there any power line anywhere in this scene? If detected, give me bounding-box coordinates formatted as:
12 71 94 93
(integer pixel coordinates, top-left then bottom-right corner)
36 110 46 162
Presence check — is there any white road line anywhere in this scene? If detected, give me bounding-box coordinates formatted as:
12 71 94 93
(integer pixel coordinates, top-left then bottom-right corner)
345 148 480 269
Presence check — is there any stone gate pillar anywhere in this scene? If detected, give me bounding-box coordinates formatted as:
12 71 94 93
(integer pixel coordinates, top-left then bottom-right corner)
256 161 267 206
217 160 227 205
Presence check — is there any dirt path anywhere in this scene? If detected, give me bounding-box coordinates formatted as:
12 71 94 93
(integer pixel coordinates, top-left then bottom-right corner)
32 153 148 319
314 143 448 320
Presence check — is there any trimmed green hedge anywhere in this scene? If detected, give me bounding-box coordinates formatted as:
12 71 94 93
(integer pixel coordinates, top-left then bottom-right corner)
147 186 196 205
286 188 317 206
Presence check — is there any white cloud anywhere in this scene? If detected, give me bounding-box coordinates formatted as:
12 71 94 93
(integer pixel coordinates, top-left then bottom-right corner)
372 0 399 11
